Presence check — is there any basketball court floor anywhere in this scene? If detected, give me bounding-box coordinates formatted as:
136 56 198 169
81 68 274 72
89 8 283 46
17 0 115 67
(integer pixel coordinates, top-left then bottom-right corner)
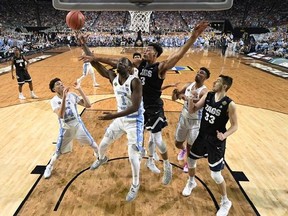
0 47 287 216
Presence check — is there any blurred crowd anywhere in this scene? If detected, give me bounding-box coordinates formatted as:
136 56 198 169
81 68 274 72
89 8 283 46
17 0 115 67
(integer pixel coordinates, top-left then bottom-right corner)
0 0 287 60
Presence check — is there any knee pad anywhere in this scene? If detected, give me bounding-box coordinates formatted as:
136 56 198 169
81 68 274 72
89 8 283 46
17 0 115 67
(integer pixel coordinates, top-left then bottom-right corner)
211 171 224 184
152 132 167 154
157 141 167 154
187 157 197 168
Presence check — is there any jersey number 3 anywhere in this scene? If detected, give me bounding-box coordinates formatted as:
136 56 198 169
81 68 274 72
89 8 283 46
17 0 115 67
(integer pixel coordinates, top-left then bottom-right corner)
140 77 145 85
204 112 215 124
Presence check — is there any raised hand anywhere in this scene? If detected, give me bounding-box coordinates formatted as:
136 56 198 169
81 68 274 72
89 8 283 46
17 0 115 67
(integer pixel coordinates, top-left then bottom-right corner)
63 87 70 97
193 21 209 37
77 33 89 45
79 55 94 63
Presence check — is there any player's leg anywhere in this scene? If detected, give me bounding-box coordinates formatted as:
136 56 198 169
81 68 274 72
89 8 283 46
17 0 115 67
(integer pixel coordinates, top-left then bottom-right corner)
175 113 189 161
18 84 25 99
24 71 38 98
77 63 88 86
152 131 172 185
17 72 26 99
75 121 99 157
143 109 160 173
90 72 99 87
182 133 206 196
125 118 144 201
44 128 74 179
90 118 124 170
146 131 161 173
183 120 200 172
208 137 232 216
27 81 38 98
126 144 141 201
182 157 198 196
149 106 171 184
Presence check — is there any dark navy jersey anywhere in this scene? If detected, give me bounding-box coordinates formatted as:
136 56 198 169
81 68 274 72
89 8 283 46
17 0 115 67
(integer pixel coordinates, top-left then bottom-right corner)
13 55 26 71
200 91 232 136
138 60 164 106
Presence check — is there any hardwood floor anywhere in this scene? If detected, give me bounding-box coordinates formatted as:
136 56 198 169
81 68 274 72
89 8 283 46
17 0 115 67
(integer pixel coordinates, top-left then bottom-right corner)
0 47 287 216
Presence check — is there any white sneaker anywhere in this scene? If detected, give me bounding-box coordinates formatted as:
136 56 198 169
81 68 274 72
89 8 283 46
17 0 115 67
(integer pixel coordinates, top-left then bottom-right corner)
19 94 26 100
90 156 108 170
177 148 187 161
146 160 161 174
31 93 38 99
182 180 197 196
216 199 232 216
153 151 160 161
44 165 53 179
126 184 140 202
162 163 172 185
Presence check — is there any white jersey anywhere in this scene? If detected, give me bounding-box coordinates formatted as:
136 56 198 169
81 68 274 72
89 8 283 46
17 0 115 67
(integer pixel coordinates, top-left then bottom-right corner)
51 92 96 154
50 92 81 127
113 74 144 118
182 82 207 120
83 62 94 76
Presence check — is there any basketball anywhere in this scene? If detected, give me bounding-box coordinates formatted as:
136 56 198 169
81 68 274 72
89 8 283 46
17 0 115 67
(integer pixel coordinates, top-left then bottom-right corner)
66 11 85 30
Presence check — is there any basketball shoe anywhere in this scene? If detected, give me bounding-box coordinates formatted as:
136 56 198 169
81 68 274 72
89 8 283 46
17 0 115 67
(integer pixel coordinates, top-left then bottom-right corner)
216 198 232 216
146 159 160 174
126 184 140 202
19 93 26 100
31 92 38 99
182 179 197 196
90 156 108 170
162 162 172 185
44 164 53 179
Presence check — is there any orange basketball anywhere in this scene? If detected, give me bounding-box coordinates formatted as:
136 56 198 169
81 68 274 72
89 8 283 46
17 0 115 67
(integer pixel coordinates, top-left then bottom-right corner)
66 11 85 30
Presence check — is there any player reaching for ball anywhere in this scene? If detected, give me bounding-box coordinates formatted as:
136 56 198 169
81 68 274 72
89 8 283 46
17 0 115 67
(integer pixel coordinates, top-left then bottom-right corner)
79 21 209 186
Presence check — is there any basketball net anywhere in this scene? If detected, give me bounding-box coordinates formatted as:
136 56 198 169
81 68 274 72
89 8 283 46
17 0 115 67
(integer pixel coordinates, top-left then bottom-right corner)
129 11 152 33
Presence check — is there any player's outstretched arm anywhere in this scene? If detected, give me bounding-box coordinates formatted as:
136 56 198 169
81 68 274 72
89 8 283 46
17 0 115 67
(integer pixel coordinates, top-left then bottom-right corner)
74 84 91 108
78 35 119 67
188 91 207 114
158 21 209 78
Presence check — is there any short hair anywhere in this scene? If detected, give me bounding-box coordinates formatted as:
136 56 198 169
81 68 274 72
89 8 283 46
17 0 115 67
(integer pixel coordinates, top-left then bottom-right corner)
133 52 141 58
148 43 163 57
200 67 210 79
219 75 233 91
49 78 61 92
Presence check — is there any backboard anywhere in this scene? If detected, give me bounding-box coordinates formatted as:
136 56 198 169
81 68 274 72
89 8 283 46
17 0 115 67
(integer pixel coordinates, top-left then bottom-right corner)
52 0 234 11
